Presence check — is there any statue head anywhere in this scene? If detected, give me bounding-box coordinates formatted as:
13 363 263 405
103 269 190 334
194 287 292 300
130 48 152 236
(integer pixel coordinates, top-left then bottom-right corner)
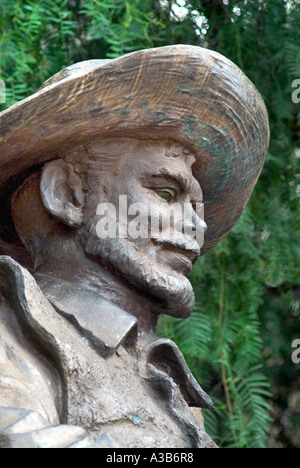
11 137 207 319
0 45 270 326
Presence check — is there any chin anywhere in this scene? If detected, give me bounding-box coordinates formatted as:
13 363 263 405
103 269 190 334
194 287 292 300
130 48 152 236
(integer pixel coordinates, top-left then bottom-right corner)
125 253 196 320
129 263 196 320
158 279 195 320
82 226 196 319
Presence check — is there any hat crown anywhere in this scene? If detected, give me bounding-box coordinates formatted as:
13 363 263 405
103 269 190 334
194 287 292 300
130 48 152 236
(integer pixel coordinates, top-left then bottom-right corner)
0 45 269 265
40 59 112 89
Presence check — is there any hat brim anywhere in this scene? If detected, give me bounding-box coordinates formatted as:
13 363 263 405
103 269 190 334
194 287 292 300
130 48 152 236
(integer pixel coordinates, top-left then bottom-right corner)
0 45 269 264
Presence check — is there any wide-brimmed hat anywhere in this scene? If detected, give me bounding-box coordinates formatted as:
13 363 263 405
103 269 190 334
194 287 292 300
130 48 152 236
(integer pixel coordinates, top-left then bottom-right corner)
0 45 269 266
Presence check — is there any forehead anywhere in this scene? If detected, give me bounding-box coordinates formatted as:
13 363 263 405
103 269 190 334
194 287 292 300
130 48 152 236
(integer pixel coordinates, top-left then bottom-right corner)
75 137 199 191
79 138 203 200
117 139 202 198
120 139 196 171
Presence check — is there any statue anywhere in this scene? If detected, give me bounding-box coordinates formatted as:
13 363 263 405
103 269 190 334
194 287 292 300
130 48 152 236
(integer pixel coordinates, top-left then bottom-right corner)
0 45 269 448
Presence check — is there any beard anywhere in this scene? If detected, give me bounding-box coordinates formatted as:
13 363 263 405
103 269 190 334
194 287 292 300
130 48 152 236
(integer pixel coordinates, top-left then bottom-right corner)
79 214 195 319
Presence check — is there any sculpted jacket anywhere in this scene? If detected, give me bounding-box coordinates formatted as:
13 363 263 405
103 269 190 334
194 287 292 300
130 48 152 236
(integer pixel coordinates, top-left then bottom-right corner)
0 256 215 448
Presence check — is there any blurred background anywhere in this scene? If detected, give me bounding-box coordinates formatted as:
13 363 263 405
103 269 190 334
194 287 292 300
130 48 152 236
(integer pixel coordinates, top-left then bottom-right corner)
0 0 299 448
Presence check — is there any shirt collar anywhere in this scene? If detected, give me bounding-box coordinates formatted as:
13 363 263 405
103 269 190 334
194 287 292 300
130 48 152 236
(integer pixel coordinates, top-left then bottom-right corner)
35 273 213 410
141 337 214 410
36 274 138 357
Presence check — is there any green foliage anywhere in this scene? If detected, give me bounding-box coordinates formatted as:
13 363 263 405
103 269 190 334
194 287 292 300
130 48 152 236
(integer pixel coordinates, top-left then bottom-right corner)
0 0 165 108
0 0 77 106
1 0 299 448
80 0 164 57
161 0 300 448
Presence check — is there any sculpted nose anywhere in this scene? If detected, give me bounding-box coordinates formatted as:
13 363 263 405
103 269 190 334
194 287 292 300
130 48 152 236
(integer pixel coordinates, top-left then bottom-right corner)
175 206 207 236
197 216 208 232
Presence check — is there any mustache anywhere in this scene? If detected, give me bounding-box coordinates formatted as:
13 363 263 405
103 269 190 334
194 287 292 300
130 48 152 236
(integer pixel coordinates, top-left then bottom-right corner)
152 236 201 262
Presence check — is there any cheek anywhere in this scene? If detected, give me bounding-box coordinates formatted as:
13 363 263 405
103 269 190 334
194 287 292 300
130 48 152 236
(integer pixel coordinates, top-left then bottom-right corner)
101 179 145 215
83 186 118 220
149 203 183 235
148 203 168 229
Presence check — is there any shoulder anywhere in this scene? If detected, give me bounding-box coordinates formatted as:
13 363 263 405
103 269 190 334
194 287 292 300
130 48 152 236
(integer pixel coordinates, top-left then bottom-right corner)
0 256 74 346
0 255 47 321
0 255 48 341
0 256 61 423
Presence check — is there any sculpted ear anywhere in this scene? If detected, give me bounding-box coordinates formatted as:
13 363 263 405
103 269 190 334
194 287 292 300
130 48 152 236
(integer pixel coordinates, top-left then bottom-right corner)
40 159 85 227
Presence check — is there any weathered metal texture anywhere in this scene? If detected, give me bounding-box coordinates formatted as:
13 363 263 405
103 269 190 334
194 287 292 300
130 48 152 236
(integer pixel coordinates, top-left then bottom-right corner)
0 256 216 448
0 45 269 264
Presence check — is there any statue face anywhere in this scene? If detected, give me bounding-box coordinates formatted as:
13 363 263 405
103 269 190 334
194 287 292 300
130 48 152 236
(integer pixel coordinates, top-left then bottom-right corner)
79 139 205 319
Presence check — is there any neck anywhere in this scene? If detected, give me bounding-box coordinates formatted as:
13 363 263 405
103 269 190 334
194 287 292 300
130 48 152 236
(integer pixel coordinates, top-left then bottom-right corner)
34 238 159 335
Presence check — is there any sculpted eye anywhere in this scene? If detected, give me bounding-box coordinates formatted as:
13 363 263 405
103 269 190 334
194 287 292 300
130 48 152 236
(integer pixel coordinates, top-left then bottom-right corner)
155 188 177 203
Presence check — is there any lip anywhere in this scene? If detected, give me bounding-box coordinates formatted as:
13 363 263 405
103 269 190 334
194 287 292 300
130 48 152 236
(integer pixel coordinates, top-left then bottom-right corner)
152 238 201 274
164 249 194 275
167 246 200 264
152 238 201 263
